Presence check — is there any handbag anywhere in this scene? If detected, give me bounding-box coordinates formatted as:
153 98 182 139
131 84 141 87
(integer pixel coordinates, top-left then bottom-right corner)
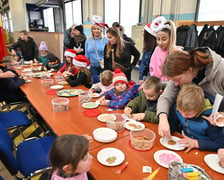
111 49 127 72
92 39 104 69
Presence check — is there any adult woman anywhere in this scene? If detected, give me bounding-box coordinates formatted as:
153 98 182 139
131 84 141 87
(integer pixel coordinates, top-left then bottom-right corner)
157 47 224 138
85 24 107 76
149 16 178 81
104 27 140 81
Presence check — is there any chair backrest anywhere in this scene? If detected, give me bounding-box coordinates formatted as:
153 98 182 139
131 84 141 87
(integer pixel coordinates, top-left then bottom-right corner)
0 122 19 176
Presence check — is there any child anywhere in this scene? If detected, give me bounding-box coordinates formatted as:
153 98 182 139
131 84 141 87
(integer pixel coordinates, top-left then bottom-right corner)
175 84 224 153
124 76 162 122
41 53 61 72
66 55 92 88
98 69 139 109
0 56 28 103
38 41 58 66
58 49 78 78
90 70 113 96
50 134 93 180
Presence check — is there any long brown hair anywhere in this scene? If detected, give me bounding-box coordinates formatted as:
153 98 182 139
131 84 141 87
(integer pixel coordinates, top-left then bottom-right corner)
106 27 125 58
143 30 156 52
78 67 93 84
162 49 212 77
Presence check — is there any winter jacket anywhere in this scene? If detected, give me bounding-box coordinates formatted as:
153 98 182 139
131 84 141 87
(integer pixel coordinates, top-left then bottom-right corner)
51 170 88 180
139 51 153 80
126 90 158 123
67 71 92 88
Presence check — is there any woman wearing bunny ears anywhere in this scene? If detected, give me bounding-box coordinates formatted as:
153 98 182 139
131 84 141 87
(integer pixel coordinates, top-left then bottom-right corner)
149 16 180 82
85 15 108 76
66 55 93 88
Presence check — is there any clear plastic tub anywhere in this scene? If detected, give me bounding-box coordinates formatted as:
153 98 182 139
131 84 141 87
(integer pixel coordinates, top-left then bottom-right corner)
78 91 92 103
130 128 156 151
51 98 69 112
106 113 126 132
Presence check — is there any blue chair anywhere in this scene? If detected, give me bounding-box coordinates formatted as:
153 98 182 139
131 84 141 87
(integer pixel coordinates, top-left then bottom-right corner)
0 111 32 139
0 122 56 179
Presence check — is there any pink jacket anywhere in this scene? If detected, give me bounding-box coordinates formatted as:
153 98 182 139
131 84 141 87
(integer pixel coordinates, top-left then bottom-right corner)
51 170 88 180
149 46 169 81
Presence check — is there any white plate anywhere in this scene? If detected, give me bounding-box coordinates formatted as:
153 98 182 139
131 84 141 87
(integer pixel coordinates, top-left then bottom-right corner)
97 114 117 122
124 121 145 131
160 136 185 151
154 150 183 168
50 85 64 90
97 147 125 166
93 127 117 143
204 154 224 174
26 79 32 83
82 102 99 109
92 93 101 98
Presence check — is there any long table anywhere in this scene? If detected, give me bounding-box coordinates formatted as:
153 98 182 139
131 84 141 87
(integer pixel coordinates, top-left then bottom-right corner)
20 71 223 180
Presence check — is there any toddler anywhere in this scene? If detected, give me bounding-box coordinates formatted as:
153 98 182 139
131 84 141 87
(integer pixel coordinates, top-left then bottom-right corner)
98 69 139 109
50 134 93 180
124 76 162 122
58 49 78 78
175 84 224 153
90 70 113 96
66 55 92 88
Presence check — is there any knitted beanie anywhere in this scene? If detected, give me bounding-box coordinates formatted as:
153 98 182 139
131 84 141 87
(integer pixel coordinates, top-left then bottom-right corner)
74 25 84 34
112 69 128 86
39 41 48 51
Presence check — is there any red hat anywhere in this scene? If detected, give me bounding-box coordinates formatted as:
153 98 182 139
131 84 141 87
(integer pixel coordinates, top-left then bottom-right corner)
73 55 91 68
144 23 157 37
64 49 76 58
112 69 128 86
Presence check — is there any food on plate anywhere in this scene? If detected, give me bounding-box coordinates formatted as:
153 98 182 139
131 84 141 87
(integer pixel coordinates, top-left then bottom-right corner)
158 152 182 167
127 123 142 130
101 115 115 121
58 81 68 85
168 139 176 145
106 156 116 164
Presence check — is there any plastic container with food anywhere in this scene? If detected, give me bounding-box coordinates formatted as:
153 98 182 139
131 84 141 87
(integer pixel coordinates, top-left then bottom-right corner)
78 91 92 103
106 113 126 132
41 79 54 87
130 128 156 151
51 98 69 112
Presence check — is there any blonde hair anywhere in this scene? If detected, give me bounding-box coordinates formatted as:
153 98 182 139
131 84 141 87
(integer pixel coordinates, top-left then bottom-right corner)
100 70 113 86
90 24 104 39
143 76 162 92
2 56 16 66
177 84 205 115
106 27 125 58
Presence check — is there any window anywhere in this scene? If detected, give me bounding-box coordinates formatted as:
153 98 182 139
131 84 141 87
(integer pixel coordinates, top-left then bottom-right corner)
65 0 82 29
197 0 224 21
43 8 55 32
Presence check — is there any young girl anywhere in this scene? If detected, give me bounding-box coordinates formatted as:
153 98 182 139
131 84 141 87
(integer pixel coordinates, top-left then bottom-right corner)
98 69 139 109
90 70 113 96
58 49 78 78
50 134 93 180
66 55 93 88
149 16 178 81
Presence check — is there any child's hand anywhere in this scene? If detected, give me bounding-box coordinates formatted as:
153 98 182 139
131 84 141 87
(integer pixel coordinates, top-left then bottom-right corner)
218 148 224 167
83 134 93 143
124 107 132 117
132 113 145 121
202 113 216 125
179 134 199 153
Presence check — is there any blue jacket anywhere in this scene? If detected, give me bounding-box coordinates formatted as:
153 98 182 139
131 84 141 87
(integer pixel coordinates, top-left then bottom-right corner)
175 107 224 151
104 84 139 109
139 51 153 80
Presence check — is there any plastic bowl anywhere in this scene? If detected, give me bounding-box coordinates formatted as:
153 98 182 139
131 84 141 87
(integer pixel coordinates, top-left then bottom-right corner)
130 128 156 151
41 79 54 87
51 98 69 112
106 113 126 132
78 91 92 103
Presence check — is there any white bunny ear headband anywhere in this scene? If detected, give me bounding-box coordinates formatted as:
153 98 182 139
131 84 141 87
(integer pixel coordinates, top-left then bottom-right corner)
151 16 170 33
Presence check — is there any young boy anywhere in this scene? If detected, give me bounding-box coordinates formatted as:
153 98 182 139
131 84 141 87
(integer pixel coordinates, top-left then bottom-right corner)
98 69 139 109
124 76 163 122
41 53 61 72
175 84 224 153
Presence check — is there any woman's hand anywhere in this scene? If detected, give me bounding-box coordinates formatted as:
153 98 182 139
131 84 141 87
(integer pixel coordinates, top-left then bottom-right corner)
158 113 171 138
124 107 132 117
218 148 224 167
179 134 199 153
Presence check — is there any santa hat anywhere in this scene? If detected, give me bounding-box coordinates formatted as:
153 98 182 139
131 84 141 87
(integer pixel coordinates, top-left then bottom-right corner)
39 41 48 51
92 15 103 24
144 23 157 37
112 69 128 86
151 16 170 33
73 55 91 68
64 49 76 58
